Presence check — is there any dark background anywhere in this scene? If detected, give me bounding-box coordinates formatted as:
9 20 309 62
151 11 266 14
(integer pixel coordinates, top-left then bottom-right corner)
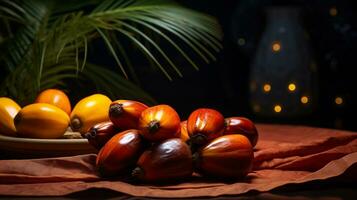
82 0 357 131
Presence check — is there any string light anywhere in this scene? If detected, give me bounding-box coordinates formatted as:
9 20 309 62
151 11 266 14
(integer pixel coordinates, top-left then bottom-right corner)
288 83 296 92
301 96 309 104
263 83 271 93
329 7 338 17
274 105 282 113
335 97 343 105
272 41 281 52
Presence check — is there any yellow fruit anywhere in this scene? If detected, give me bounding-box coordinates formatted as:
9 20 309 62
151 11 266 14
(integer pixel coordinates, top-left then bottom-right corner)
35 89 72 116
70 94 112 134
0 97 21 136
14 103 70 139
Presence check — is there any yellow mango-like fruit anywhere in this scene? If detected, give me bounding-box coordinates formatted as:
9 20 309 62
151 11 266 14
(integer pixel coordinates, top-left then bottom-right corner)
15 103 70 139
70 94 112 134
0 97 21 136
35 89 72 116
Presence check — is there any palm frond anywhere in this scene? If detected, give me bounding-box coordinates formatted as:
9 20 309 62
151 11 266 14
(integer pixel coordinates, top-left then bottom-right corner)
82 63 157 105
0 0 222 105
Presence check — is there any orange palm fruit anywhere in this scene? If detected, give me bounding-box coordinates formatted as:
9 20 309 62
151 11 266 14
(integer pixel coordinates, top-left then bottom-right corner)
138 105 180 142
35 89 71 115
194 134 254 179
96 129 145 177
109 100 148 130
132 138 193 182
70 94 112 134
0 97 21 136
84 121 120 150
187 108 225 145
224 117 258 147
14 103 70 139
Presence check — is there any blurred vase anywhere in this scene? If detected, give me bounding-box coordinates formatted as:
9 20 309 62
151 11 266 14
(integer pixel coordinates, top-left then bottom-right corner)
250 6 317 117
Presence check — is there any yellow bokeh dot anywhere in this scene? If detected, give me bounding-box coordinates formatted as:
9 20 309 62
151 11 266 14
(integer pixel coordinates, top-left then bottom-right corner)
330 7 338 16
301 96 309 104
263 83 271 92
274 105 282 113
288 83 296 92
272 42 281 52
335 97 343 105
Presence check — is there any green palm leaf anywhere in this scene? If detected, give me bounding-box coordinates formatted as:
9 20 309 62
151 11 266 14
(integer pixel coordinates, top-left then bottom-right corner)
0 0 222 105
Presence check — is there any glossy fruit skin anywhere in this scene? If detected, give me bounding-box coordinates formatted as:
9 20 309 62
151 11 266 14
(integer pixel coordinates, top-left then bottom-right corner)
109 100 148 130
224 117 258 147
84 121 120 150
0 97 21 136
14 103 70 139
187 108 225 145
70 94 112 134
132 138 193 182
96 129 145 177
179 121 189 142
138 105 181 142
195 134 254 179
35 89 72 116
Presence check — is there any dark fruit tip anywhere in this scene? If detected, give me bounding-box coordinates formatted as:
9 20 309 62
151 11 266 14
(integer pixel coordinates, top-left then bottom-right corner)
84 129 96 140
131 167 144 179
191 133 208 146
148 120 160 134
109 103 124 117
70 117 82 131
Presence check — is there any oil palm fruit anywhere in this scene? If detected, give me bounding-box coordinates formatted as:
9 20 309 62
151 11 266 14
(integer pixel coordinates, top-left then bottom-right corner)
35 89 72 115
109 100 148 130
187 108 225 146
224 117 258 147
70 94 111 134
132 138 193 182
138 105 180 142
194 134 253 179
14 103 70 139
0 97 21 136
84 121 120 150
96 129 145 177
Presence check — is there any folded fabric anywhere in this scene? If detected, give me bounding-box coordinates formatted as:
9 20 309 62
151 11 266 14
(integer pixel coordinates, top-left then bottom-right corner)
0 124 356 197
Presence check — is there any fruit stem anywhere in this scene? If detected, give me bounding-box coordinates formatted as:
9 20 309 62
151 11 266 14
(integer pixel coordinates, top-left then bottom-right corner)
148 120 160 134
71 117 82 131
131 167 144 179
191 133 208 145
109 103 123 117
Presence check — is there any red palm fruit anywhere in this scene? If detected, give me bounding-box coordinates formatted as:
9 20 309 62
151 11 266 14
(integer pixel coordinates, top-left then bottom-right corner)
84 121 120 150
187 108 225 145
224 117 258 147
194 134 254 179
96 129 145 177
138 105 180 142
109 100 148 130
132 138 193 182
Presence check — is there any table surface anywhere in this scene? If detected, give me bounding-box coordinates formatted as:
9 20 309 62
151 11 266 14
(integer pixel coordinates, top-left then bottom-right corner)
1 124 356 199
2 184 357 199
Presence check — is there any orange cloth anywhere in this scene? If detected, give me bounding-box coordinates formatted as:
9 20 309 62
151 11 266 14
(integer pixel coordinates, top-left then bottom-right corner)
0 124 356 197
